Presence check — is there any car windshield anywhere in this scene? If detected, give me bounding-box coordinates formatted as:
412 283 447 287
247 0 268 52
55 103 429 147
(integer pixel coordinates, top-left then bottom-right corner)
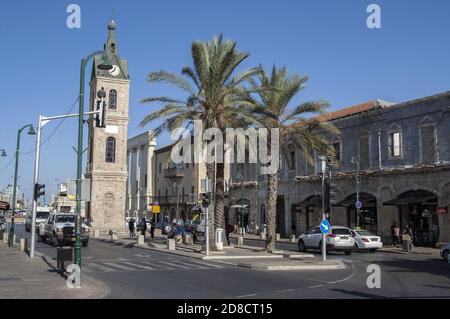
55 215 75 223
37 211 50 219
332 228 351 235
356 230 375 236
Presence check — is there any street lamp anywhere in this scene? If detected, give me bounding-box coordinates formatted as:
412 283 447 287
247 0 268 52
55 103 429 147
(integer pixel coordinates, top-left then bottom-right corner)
236 173 245 236
350 156 360 228
8 124 35 247
173 182 180 223
74 50 112 267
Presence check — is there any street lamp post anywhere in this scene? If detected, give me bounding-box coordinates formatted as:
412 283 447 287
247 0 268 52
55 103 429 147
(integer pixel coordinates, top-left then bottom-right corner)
350 157 360 228
173 182 180 223
319 156 327 261
8 124 35 247
236 173 245 236
74 51 112 267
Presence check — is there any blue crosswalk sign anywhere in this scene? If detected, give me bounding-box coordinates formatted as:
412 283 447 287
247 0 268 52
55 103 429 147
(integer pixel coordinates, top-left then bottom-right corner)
320 219 331 234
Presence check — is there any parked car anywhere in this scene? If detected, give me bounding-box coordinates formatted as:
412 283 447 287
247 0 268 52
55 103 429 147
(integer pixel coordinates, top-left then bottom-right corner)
25 208 51 232
39 212 89 247
350 229 383 252
298 225 355 255
440 243 450 263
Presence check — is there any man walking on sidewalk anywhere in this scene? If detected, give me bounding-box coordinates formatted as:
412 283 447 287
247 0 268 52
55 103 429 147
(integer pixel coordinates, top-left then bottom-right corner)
128 218 135 240
140 217 148 239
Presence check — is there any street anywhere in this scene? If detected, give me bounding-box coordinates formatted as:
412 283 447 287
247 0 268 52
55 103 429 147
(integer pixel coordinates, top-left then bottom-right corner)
14 224 450 299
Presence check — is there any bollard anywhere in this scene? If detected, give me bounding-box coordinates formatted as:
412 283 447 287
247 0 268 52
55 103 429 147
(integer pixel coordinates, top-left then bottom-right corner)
183 234 193 245
276 233 281 241
137 234 145 245
260 232 266 240
110 230 118 240
290 234 296 243
237 236 244 246
3 232 9 244
19 238 28 252
214 228 224 250
93 229 100 238
167 238 175 250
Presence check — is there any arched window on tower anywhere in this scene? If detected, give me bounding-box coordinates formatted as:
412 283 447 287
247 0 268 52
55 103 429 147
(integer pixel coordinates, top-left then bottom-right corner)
105 137 116 163
109 89 117 109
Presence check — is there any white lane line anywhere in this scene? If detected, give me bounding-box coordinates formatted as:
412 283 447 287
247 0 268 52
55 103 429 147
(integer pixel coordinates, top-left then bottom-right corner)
85 263 119 272
121 261 154 270
102 262 136 271
188 259 224 269
237 293 258 298
159 260 196 269
276 289 295 293
308 284 324 289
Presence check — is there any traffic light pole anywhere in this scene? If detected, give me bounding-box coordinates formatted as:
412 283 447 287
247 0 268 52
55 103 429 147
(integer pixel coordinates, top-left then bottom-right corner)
29 110 101 259
320 157 327 261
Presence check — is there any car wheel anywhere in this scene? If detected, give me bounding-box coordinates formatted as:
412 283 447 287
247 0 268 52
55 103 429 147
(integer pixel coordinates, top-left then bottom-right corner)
40 235 46 243
344 250 352 255
444 250 449 262
298 240 306 252
369 248 377 253
82 240 89 248
51 233 58 247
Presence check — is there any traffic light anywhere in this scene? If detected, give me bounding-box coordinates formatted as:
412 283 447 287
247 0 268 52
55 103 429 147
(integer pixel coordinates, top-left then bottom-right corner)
202 192 211 208
34 183 45 200
324 179 338 213
95 99 106 128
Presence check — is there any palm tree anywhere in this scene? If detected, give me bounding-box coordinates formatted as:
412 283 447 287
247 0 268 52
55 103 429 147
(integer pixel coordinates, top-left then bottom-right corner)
250 65 338 252
139 34 259 242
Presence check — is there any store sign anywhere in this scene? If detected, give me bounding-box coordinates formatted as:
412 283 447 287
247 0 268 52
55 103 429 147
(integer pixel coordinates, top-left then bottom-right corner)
436 207 447 214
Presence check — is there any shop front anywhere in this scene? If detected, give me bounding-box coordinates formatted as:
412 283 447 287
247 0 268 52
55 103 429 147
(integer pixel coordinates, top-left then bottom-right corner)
335 193 378 234
384 190 439 246
294 195 322 233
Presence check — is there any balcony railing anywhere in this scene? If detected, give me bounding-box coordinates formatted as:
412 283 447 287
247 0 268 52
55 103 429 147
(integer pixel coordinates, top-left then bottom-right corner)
150 194 199 205
164 165 185 178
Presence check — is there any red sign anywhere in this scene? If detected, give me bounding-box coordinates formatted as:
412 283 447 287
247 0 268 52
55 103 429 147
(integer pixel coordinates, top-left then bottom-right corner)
436 207 447 214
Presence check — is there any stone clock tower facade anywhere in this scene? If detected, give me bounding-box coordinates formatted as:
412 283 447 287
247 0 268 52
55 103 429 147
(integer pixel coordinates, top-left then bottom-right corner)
86 20 129 232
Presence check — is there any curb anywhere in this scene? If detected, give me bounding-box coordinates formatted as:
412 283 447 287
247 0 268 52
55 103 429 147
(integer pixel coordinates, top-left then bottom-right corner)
202 255 283 260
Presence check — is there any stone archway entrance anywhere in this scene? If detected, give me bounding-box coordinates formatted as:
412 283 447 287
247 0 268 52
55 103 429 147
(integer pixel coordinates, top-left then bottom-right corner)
335 193 378 233
384 190 439 246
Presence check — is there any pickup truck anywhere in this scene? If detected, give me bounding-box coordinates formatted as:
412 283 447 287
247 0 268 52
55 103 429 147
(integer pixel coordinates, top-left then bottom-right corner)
39 212 89 247
25 208 51 232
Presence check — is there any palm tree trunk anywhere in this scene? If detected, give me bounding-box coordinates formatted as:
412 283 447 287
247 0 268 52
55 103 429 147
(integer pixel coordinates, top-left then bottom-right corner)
205 161 215 247
266 172 278 252
214 161 225 230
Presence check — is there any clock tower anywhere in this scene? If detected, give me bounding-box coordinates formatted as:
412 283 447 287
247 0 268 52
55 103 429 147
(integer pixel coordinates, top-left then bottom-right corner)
86 20 130 232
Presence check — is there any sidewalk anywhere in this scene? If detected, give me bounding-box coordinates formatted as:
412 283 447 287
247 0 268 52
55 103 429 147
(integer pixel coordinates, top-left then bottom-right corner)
94 234 346 271
0 242 110 299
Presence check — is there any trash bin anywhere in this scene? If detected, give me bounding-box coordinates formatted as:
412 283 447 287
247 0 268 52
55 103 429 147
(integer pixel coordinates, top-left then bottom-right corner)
57 246 73 271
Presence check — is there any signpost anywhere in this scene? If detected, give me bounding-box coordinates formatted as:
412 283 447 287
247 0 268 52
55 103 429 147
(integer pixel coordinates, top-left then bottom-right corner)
320 218 331 261
355 200 362 210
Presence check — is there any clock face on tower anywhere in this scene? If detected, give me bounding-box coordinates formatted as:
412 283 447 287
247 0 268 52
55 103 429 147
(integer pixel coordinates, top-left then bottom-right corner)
109 65 120 77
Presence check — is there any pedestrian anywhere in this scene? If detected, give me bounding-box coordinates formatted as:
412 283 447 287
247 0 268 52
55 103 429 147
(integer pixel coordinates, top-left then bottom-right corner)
140 217 148 239
391 222 400 247
128 218 135 239
150 219 155 239
225 222 234 246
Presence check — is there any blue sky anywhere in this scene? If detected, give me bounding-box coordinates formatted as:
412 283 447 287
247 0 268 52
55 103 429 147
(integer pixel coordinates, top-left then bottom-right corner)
1 0 450 200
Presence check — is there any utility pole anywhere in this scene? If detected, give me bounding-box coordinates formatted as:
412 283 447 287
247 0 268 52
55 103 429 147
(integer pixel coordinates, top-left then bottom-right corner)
320 156 327 261
9 124 35 247
351 157 360 228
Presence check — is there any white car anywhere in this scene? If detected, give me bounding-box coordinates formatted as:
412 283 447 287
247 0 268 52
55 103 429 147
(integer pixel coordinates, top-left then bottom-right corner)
440 243 450 263
298 225 355 255
351 229 383 252
25 209 51 232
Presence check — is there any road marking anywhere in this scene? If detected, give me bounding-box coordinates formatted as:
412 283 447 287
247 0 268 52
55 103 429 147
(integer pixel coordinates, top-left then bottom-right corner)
308 284 324 288
276 289 295 293
101 262 136 271
188 259 224 269
121 261 154 270
85 263 119 272
237 293 257 298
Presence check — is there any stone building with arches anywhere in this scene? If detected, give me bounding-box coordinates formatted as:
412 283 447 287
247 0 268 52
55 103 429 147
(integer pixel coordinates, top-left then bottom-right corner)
228 91 450 245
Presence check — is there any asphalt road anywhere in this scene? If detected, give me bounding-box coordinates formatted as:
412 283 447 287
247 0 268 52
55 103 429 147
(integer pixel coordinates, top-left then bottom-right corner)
14 224 450 299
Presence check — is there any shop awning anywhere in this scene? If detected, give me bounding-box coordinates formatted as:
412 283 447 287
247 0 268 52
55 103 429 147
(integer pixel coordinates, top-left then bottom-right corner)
383 196 437 206
334 197 377 208
230 204 249 209
294 195 322 208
